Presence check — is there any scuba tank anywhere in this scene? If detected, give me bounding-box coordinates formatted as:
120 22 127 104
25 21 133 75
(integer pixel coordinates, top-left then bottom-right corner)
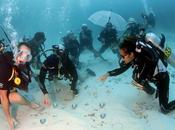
37 44 65 80
145 32 175 68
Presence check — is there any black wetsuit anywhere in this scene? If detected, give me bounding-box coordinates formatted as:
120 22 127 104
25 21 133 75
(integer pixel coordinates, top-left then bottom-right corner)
98 27 118 54
108 61 131 76
108 59 155 95
0 51 31 92
142 13 155 28
147 13 155 28
108 40 175 113
123 23 141 38
79 29 94 53
28 39 44 69
133 41 175 113
38 53 78 95
63 37 80 65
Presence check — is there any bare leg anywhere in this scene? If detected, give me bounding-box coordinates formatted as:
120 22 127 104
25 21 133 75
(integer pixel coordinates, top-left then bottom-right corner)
9 92 40 110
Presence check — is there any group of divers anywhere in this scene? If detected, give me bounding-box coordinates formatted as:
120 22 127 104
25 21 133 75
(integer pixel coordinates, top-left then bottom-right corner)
1 11 175 130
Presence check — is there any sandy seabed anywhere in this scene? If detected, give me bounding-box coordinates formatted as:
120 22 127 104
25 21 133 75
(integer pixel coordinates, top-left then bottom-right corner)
1 33 175 130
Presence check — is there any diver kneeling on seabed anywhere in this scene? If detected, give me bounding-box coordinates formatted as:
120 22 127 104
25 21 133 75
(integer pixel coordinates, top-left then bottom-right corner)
38 44 78 107
99 33 175 114
0 42 42 130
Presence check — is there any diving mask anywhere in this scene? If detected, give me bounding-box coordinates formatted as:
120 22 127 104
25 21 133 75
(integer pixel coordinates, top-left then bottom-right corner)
16 49 32 63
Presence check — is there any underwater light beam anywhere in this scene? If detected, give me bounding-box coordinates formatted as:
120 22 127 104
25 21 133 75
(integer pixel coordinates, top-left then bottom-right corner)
141 0 149 14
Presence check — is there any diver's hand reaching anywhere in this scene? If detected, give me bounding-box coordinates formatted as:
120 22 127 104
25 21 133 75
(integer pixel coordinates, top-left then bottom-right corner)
98 73 109 81
43 94 51 106
8 117 17 130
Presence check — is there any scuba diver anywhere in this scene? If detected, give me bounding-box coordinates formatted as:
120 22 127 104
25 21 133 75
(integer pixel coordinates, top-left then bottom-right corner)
99 55 156 95
141 11 156 29
122 17 143 39
28 32 46 70
98 21 119 54
99 32 167 94
63 31 80 67
0 42 41 130
22 35 31 42
38 44 78 107
99 36 175 114
79 24 100 57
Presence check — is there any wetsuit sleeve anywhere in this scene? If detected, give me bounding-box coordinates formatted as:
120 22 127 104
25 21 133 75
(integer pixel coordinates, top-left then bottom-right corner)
39 65 48 95
108 62 131 76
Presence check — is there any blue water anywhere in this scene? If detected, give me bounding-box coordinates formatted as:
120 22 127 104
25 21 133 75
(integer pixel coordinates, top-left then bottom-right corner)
0 0 175 48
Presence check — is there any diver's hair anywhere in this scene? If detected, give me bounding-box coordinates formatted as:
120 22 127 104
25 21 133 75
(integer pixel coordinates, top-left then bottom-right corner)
119 37 137 54
17 42 31 50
